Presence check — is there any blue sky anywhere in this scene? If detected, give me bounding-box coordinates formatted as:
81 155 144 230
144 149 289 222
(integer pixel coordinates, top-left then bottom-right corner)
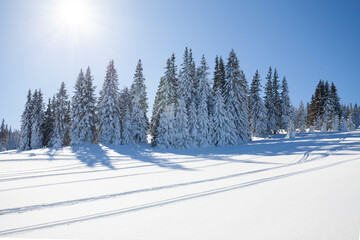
0 0 359 129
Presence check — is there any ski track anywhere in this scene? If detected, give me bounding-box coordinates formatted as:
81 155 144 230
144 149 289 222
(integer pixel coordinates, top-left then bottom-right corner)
0 131 358 237
0 157 358 236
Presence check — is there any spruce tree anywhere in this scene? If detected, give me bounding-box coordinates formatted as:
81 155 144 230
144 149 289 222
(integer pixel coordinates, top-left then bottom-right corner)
31 89 44 149
213 56 226 95
223 49 250 142
42 98 54 147
130 59 148 143
122 106 133 144
151 54 178 146
297 101 306 133
0 119 7 151
20 90 33 150
173 96 189 148
196 55 212 146
212 90 237 146
51 82 71 148
97 60 121 144
70 69 85 144
249 70 267 137
264 67 276 134
280 76 291 130
272 68 281 132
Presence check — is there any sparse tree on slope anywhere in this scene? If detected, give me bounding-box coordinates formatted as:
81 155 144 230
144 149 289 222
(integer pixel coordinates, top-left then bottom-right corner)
249 70 267 137
97 60 121 144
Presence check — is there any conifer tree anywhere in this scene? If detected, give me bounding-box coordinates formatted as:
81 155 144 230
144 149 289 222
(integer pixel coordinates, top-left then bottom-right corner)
20 90 33 150
224 49 250 142
272 68 281 132
155 105 173 148
212 90 237 146
130 59 148 143
297 101 306 133
178 47 193 108
340 117 348 131
51 82 71 147
286 119 296 139
280 76 291 129
249 70 267 137
42 98 54 147
151 54 178 146
213 56 226 95
196 55 212 146
70 69 85 144
173 96 189 148
97 60 121 144
122 106 133 144
331 115 340 131
31 89 44 149
264 67 276 134
0 119 7 151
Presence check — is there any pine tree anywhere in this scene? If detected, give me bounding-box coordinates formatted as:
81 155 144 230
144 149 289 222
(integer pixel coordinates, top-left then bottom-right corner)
213 56 226 95
331 115 340 131
223 49 250 142
20 90 33 150
280 76 291 130
70 69 85 144
173 96 189 148
196 55 212 146
155 105 173 148
97 60 121 144
42 98 54 147
340 117 348 131
285 119 296 139
51 82 71 148
347 111 356 131
272 68 281 132
122 106 133 144
31 89 44 149
178 47 193 108
264 67 276 134
151 54 178 146
212 90 237 146
297 101 306 133
0 119 7 151
249 70 267 137
130 59 148 143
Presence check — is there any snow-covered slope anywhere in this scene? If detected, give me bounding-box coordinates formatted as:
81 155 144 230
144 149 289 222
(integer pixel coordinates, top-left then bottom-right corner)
0 130 359 239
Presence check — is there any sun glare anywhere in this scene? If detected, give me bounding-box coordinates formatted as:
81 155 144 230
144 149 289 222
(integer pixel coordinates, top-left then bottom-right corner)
55 1 92 29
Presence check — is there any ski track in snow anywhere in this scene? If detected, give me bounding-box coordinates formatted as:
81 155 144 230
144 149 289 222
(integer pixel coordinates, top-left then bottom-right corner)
0 130 359 237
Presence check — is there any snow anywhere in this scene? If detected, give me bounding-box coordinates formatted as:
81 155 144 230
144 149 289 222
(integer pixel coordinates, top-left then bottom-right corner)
0 130 359 239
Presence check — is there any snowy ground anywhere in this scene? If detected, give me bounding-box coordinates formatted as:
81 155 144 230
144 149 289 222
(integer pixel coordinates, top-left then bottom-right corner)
0 130 359 239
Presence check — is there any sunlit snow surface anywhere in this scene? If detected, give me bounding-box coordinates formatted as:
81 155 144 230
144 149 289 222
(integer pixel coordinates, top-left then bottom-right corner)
0 130 359 239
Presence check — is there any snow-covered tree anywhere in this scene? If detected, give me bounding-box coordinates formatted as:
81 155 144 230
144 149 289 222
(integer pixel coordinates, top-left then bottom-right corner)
130 59 148 143
347 112 356 131
31 89 44 149
122 106 133 145
70 67 97 145
249 70 267 137
340 117 348 131
187 100 197 147
42 98 54 147
280 76 291 130
155 105 174 148
213 55 226 95
178 47 194 108
20 90 33 150
264 67 276 134
272 68 281 132
97 60 121 144
331 114 340 131
196 55 212 147
297 101 306 133
0 119 7 151
173 96 189 148
212 90 237 146
151 54 178 146
286 119 296 139
51 82 71 148
223 49 250 142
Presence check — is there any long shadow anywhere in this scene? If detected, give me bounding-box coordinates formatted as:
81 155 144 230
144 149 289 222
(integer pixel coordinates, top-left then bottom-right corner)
71 145 115 170
0 157 358 236
106 144 194 171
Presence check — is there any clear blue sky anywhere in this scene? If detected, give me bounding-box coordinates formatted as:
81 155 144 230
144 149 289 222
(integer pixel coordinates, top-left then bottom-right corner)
0 0 359 129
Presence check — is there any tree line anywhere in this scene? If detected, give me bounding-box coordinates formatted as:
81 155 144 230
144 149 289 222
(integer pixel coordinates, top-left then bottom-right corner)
0 48 358 152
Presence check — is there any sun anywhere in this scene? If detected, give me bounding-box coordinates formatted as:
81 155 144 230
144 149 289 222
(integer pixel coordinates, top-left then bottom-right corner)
53 0 93 30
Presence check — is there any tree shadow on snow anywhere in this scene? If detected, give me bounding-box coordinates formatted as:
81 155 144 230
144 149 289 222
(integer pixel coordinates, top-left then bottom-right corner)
71 145 115 170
